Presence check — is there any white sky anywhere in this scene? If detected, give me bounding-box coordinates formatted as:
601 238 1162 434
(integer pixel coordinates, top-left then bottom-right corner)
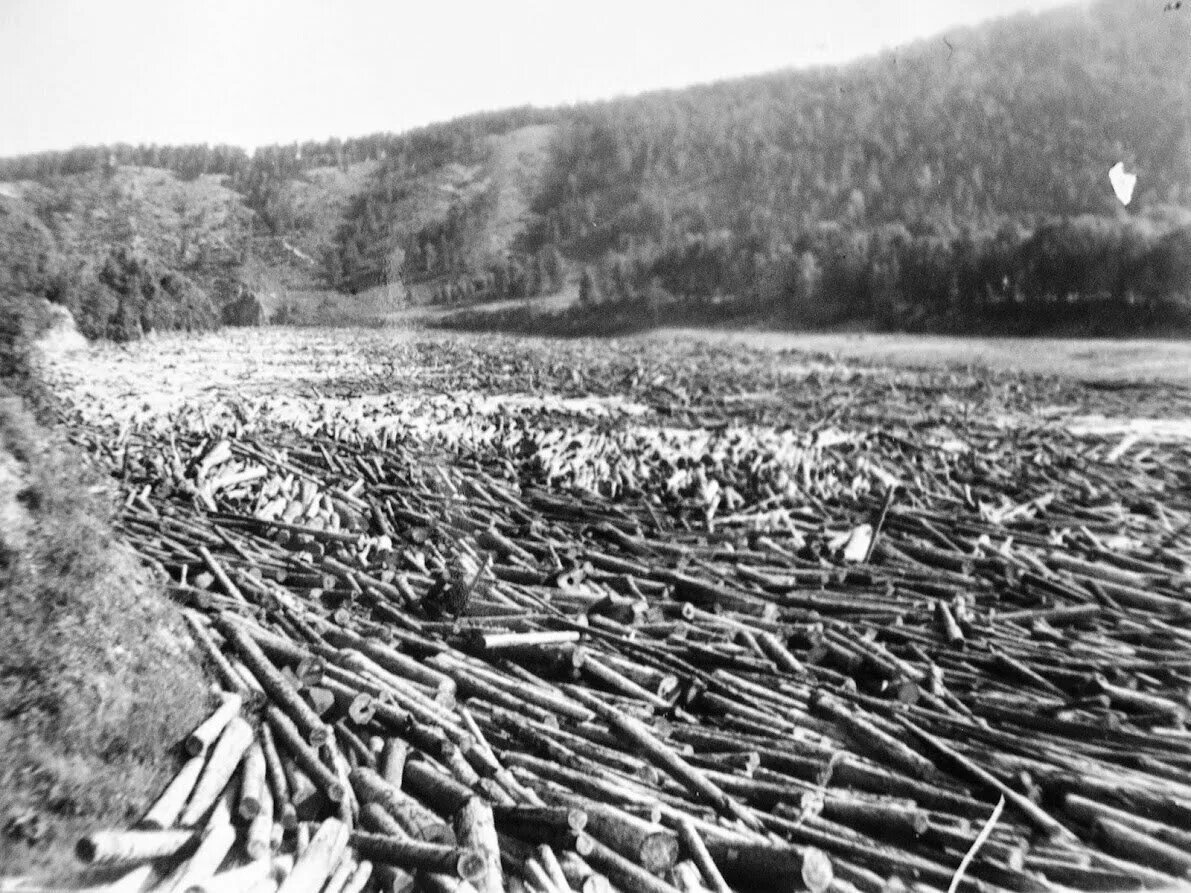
0 0 1076 156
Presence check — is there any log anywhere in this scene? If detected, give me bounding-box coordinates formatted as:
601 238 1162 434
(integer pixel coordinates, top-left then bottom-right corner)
278 817 351 893
454 796 504 893
382 738 410 789
76 830 195 866
246 779 275 860
222 620 330 746
402 757 475 818
323 854 357 893
140 754 207 830
702 837 834 893
550 794 678 874
350 831 485 880
184 858 274 893
895 717 1075 841
342 860 374 893
179 716 254 826
675 818 731 893
266 705 345 803
670 860 710 893
567 689 762 832
162 810 236 893
258 722 296 828
64 346 1191 893
493 804 588 844
350 766 454 843
239 741 268 820
185 692 244 757
577 833 685 893
536 845 575 893
1093 817 1191 878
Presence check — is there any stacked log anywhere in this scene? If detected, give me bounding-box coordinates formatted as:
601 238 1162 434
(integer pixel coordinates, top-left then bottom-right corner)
43 334 1191 893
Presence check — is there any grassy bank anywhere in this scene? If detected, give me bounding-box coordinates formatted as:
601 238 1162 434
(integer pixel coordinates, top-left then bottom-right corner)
0 300 211 878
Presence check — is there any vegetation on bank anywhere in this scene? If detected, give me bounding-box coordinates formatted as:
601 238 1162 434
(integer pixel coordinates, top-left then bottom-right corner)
0 184 228 341
0 294 210 876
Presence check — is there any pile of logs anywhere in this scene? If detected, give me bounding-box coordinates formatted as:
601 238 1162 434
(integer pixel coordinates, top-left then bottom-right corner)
36 351 1191 893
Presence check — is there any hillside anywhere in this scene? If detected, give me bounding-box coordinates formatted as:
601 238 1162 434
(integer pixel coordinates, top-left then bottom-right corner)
0 111 564 332
0 170 248 339
13 167 252 296
516 0 1191 331
1 0 1189 337
534 1 1190 244
266 159 379 288
483 124 556 256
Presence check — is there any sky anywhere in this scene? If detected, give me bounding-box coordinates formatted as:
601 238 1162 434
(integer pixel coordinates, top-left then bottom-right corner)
0 0 1078 157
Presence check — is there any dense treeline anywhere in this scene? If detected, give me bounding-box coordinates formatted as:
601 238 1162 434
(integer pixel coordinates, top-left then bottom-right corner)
578 215 1191 331
0 127 486 187
424 245 566 306
529 2 1189 249
0 143 250 183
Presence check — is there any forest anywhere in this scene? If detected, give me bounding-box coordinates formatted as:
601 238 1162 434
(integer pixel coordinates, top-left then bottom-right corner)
1 0 1189 338
515 0 1191 331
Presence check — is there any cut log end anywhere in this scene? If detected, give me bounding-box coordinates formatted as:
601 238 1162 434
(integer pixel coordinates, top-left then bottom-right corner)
75 838 99 864
457 849 488 883
801 847 833 893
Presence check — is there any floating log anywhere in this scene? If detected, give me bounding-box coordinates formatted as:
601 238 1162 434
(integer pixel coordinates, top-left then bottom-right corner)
163 809 237 893
140 754 207 830
675 818 732 893
278 817 350 893
349 767 454 844
185 692 244 757
350 832 485 880
453 797 504 893
62 342 1191 893
179 716 254 827
76 829 195 866
239 741 268 820
577 832 685 893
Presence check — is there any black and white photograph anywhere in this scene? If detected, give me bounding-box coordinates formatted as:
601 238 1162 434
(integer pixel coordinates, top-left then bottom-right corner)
1 1 1190 890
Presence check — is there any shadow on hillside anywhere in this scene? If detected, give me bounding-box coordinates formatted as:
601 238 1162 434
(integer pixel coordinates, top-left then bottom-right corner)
435 294 766 338
939 300 1191 339
435 292 1191 341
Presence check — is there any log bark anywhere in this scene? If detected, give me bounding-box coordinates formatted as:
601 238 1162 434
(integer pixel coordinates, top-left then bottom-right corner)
76 830 195 866
140 754 206 830
239 741 268 820
185 692 243 757
279 817 351 893
454 796 504 893
350 831 485 880
350 766 454 844
179 716 254 826
675 818 731 893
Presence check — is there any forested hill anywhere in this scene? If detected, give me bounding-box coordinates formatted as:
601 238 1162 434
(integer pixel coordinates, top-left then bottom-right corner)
518 0 1191 330
2 0 1190 338
535 0 1190 246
